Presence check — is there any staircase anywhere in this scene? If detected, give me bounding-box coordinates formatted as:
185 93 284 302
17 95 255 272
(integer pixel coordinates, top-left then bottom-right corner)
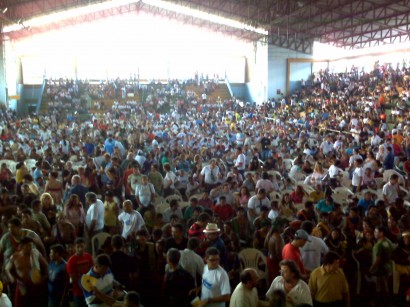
185 83 231 103
19 80 46 115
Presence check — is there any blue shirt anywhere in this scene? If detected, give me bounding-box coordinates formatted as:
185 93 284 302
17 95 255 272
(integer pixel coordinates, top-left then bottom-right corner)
48 260 67 301
82 267 114 306
316 200 334 213
104 138 116 154
358 198 375 212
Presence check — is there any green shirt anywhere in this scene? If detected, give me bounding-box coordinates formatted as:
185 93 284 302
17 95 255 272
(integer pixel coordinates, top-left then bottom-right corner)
372 238 394 275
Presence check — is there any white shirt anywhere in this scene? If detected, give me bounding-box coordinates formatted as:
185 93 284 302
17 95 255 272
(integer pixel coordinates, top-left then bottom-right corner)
86 199 104 231
300 235 329 272
201 165 220 184
247 195 270 220
235 153 246 171
135 183 155 207
352 167 364 187
163 171 177 189
328 165 343 178
266 276 312 307
0 293 12 307
230 283 259 307
383 182 399 204
201 265 231 307
179 248 204 288
118 210 145 239
320 141 334 155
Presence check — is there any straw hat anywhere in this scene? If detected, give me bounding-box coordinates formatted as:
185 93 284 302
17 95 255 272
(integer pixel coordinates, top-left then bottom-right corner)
203 223 220 233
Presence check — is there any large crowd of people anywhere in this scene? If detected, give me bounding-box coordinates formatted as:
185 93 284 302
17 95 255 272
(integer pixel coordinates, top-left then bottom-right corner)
0 60 409 307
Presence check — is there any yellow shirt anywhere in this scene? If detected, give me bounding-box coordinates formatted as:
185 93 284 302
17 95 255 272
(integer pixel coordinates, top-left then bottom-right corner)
104 201 117 227
309 266 349 303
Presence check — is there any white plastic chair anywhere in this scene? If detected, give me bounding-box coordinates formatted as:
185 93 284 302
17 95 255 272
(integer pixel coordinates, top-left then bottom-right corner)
165 194 183 204
0 159 17 175
238 248 268 288
91 232 111 258
283 159 293 172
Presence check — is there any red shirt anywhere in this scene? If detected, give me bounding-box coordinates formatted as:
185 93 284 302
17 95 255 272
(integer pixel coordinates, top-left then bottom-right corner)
66 252 94 297
213 204 235 221
282 243 306 274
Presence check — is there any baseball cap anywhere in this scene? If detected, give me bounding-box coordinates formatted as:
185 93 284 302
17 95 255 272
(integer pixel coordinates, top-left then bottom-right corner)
294 229 311 242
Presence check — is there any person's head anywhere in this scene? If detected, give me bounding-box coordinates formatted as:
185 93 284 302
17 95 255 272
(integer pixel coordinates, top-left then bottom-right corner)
187 237 200 251
270 289 286 307
123 291 141 307
171 223 184 240
169 199 179 210
8 217 22 237
197 212 211 226
19 237 33 255
94 253 111 276
40 192 54 206
240 268 260 289
293 229 311 247
389 173 399 185
74 237 86 256
50 244 65 261
136 229 149 245
122 200 133 213
71 175 81 186
85 192 97 205
205 247 220 269
105 190 114 200
279 259 301 282
141 175 149 185
20 208 33 224
163 163 171 172
111 235 124 250
301 220 314 235
166 248 181 268
219 196 226 205
257 188 266 199
374 225 387 240
323 251 340 273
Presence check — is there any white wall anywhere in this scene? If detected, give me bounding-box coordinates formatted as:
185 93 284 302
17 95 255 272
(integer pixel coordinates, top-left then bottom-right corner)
245 41 268 104
268 45 312 99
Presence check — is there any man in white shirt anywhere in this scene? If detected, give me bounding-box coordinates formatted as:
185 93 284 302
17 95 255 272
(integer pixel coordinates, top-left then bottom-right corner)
230 269 268 307
201 159 221 191
85 192 105 238
118 200 146 240
383 174 400 206
320 135 334 156
300 221 329 272
234 147 246 177
179 238 204 288
135 175 155 208
247 189 270 223
200 247 231 307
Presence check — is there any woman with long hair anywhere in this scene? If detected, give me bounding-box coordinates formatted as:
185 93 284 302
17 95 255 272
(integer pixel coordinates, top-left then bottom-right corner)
40 192 58 225
45 171 63 206
64 194 86 237
280 193 297 220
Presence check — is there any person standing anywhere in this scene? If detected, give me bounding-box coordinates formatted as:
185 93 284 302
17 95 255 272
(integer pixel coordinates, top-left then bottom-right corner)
85 192 104 239
200 247 231 307
6 237 49 307
118 200 146 240
309 251 350 307
282 229 310 278
300 221 329 273
163 248 196 307
48 244 69 307
369 225 394 302
230 268 269 307
66 237 94 307
234 147 247 178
